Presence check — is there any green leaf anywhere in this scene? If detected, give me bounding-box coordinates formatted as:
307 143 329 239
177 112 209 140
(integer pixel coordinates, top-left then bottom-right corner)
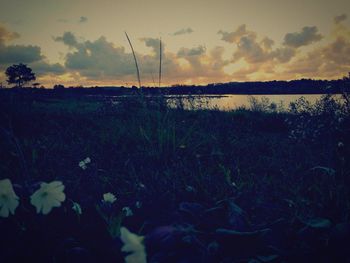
305 218 332 228
310 166 335 176
108 213 123 239
216 228 271 237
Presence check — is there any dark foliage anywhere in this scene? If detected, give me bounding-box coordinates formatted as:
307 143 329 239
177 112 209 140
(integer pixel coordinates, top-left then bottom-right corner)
0 91 349 262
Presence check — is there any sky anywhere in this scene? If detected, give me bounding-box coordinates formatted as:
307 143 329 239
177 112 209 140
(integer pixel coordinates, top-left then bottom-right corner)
0 0 350 87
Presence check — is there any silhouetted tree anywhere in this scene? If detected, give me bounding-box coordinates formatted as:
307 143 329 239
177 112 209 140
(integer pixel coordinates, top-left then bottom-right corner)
32 82 40 88
53 84 65 90
5 63 36 88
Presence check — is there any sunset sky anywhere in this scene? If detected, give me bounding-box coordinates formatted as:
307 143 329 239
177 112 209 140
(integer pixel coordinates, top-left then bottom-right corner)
0 0 350 87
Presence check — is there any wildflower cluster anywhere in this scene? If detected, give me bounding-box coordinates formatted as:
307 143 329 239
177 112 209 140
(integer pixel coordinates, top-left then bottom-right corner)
0 178 66 217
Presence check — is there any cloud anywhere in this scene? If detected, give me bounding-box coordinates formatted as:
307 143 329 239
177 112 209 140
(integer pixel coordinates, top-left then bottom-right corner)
322 36 350 65
219 25 268 64
271 47 296 63
58 34 180 81
140 37 161 56
79 16 88 23
56 33 137 79
53 31 231 85
48 17 350 85
283 26 323 48
0 45 43 64
281 18 350 80
0 25 43 64
0 24 20 44
283 36 350 79
54 32 79 47
233 34 269 63
30 61 66 75
177 46 206 57
334 14 347 24
173 27 194 36
219 24 296 65
261 37 275 50
218 24 256 43
174 45 230 82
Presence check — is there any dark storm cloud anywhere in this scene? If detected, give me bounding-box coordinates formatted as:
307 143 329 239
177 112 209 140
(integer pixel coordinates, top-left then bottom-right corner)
0 45 43 64
283 26 323 48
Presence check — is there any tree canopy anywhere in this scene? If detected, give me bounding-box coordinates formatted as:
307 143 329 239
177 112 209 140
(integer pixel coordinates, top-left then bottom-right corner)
5 63 36 88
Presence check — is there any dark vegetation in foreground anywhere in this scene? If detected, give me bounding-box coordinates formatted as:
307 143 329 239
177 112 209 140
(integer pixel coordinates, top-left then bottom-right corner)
0 91 350 262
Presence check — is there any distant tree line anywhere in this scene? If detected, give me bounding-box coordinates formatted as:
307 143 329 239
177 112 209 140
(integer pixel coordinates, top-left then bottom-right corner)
2 63 350 95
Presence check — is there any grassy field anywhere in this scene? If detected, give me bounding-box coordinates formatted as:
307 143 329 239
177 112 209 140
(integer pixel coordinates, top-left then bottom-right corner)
1 92 349 262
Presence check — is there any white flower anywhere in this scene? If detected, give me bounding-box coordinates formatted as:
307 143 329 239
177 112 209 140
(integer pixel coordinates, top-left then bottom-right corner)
30 181 66 215
79 161 87 170
103 192 117 204
122 206 133 217
0 179 19 218
72 202 82 215
120 227 147 263
338 142 344 148
79 157 91 170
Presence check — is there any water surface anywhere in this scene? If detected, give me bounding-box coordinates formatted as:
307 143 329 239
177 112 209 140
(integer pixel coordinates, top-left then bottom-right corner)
165 94 326 111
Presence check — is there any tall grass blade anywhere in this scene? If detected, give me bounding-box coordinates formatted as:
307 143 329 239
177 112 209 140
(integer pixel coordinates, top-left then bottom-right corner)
125 32 141 88
159 38 162 88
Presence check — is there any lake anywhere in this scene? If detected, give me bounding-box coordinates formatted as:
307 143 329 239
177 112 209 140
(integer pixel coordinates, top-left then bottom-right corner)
104 93 342 111
165 94 330 111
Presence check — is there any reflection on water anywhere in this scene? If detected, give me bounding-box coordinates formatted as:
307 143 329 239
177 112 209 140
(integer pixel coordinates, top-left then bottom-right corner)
166 94 326 111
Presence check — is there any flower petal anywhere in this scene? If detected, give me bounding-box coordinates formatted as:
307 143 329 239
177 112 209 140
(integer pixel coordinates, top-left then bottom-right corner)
54 192 66 202
7 198 19 215
49 181 63 189
42 202 53 215
0 205 10 218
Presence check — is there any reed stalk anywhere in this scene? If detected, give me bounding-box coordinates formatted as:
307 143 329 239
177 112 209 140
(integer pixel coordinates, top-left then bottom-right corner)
125 32 141 88
159 38 162 88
